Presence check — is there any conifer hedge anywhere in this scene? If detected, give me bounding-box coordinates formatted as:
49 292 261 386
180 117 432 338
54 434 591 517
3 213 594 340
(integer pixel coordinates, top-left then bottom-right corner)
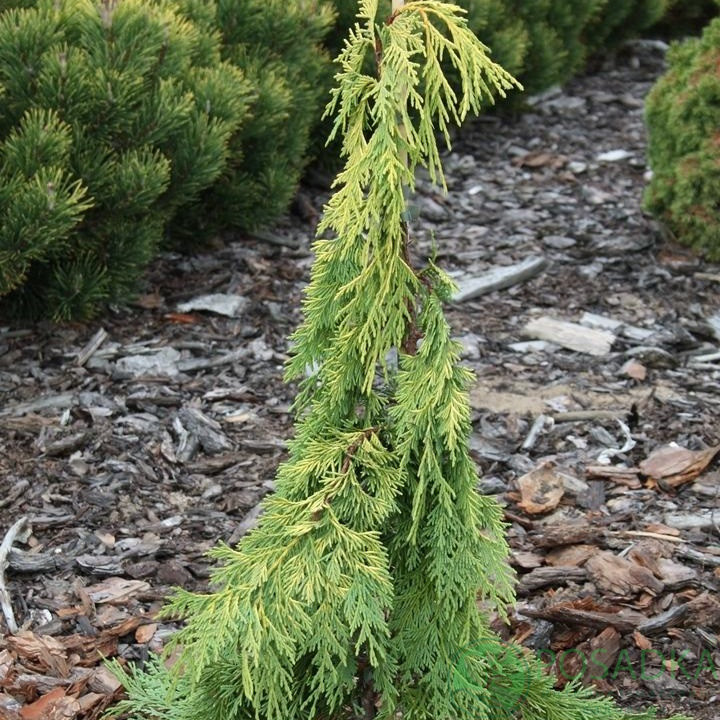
644 14 720 260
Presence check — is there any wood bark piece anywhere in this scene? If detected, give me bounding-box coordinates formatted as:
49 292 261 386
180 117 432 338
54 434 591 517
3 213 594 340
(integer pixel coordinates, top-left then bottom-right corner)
516 460 565 514
0 393 75 417
524 316 615 355
0 481 29 510
529 524 607 548
519 603 645 633
576 627 621 686
17 686 79 720
41 432 91 458
177 348 250 373
517 566 587 594
636 604 689 636
580 312 653 343
586 465 640 481
675 545 720 568
0 517 28 634
7 550 65 573
553 410 625 423
639 443 720 490
521 413 551 450
75 328 108 367
177 407 233 455
705 311 720 342
453 256 548 302
586 550 664 597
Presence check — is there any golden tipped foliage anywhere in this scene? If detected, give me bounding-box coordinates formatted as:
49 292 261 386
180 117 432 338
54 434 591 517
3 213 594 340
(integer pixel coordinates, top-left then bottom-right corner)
108 3 687 719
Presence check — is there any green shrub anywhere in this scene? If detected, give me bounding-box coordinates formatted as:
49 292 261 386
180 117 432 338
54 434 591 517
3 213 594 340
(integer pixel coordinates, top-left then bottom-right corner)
169 0 334 238
328 0 666 103
507 0 604 95
105 3 686 719
584 0 670 56
0 0 250 320
645 16 720 259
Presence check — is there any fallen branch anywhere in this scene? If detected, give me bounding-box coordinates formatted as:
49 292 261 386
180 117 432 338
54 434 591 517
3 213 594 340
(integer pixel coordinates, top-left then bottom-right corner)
0 516 28 633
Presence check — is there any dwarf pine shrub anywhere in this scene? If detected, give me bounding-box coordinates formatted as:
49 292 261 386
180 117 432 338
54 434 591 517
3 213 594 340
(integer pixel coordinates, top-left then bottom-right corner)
583 0 670 56
645 15 720 260
0 0 250 321
107 2 687 719
0 0 333 321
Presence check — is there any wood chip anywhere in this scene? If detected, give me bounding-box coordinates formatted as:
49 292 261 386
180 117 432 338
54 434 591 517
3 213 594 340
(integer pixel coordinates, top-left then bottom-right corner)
177 407 233 455
545 544 596 567
530 524 606 548
523 316 615 355
586 550 664 597
134 623 157 644
84 578 150 605
520 598 645 633
0 517 29 634
517 565 587 594
453 256 549 302
620 358 647 381
18 687 79 720
640 443 720 490
515 460 565 514
75 328 108 367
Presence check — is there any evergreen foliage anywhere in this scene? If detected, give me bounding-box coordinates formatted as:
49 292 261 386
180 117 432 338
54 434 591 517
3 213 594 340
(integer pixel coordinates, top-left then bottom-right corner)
0 0 249 320
644 14 720 259
108 2 686 719
169 0 334 238
506 0 604 95
584 0 671 56
0 0 333 320
324 0 699 106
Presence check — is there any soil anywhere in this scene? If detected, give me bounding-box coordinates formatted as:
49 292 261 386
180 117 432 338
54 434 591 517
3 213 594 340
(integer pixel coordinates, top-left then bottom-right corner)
1 40 719 720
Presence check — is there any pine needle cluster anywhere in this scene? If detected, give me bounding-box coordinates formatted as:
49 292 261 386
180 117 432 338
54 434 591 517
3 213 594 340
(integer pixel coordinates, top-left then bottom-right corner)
108 2 688 719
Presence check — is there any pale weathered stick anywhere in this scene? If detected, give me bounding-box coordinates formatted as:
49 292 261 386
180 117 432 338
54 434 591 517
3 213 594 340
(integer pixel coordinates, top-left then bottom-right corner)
0 516 28 634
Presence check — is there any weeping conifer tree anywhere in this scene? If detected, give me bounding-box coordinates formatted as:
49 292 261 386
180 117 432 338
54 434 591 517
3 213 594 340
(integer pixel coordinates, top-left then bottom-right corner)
109 2 685 718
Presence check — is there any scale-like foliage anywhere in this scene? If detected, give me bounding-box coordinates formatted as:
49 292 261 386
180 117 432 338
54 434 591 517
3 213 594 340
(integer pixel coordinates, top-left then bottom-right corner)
108 2 687 719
